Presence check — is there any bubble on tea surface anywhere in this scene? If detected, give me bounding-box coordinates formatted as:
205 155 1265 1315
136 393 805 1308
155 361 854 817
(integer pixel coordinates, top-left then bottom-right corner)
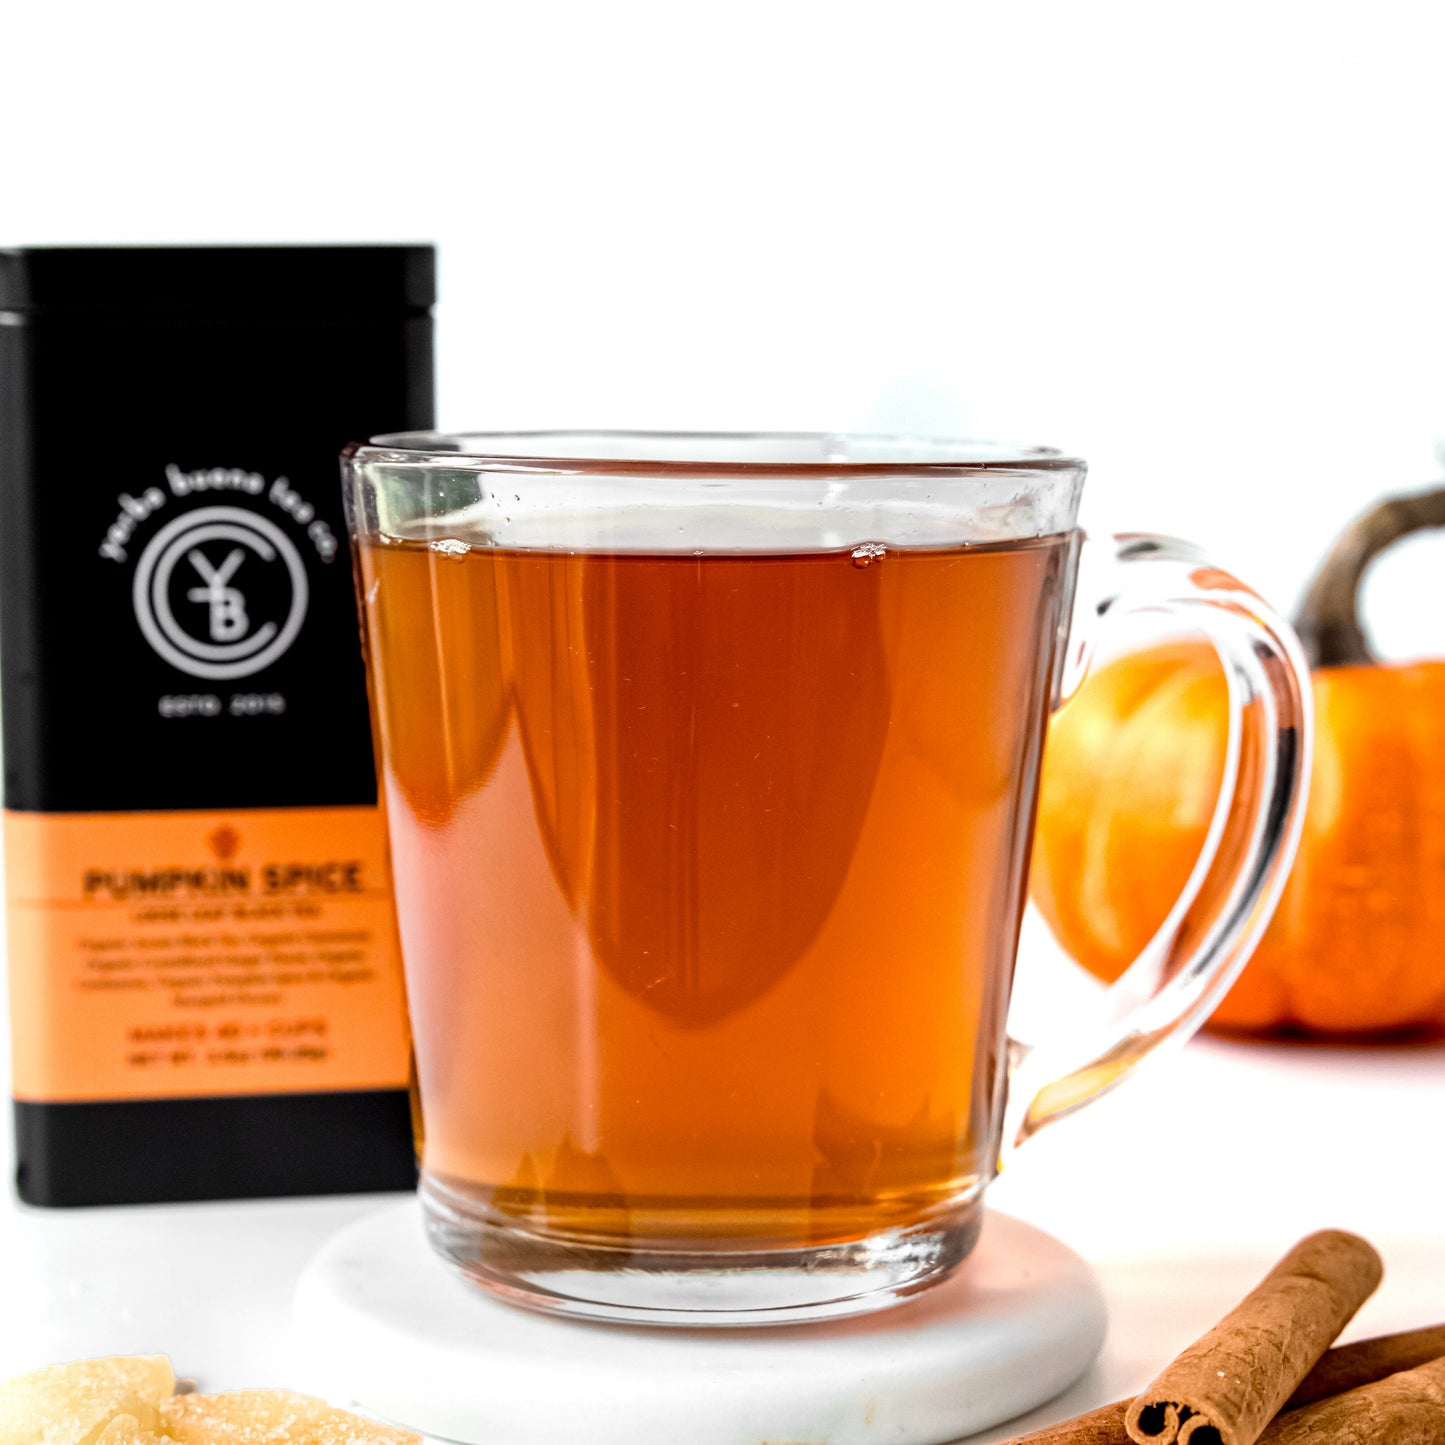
851 542 887 567
429 537 469 557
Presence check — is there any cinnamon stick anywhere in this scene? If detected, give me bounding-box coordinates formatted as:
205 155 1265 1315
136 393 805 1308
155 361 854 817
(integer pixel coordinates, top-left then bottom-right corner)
1123 1230 1382 1445
1006 1400 1132 1444
1284 1323 1445 1408
1004 1324 1445 1443
1256 1355 1445 1444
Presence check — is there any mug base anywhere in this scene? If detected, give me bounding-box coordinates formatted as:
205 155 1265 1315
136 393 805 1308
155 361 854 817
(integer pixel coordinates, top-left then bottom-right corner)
293 1197 1107 1445
420 1171 984 1327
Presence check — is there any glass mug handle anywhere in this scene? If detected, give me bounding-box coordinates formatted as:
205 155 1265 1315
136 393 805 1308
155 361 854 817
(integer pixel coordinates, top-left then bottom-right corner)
1001 533 1314 1155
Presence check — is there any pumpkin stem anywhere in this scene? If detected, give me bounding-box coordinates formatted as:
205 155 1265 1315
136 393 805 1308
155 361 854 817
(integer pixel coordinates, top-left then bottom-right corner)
1295 484 1445 668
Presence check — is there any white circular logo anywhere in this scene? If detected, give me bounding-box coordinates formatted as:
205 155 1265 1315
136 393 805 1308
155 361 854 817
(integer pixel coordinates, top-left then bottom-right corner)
133 506 309 680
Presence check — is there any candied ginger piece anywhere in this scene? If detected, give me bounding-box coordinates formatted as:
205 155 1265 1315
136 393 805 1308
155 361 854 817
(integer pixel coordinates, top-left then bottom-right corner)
95 1417 169 1444
0 1356 174 1445
305 1409 420 1444
159 1392 418 1444
157 1391 332 1443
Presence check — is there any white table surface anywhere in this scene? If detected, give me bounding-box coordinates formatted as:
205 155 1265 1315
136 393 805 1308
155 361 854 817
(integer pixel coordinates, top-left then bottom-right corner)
3 925 1443 1444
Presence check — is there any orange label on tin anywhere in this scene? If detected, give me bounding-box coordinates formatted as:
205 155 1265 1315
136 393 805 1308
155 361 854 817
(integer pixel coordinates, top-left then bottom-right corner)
5 806 412 1103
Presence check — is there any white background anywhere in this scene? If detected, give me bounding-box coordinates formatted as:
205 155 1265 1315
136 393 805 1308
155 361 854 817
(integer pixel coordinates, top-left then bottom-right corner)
3 0 1444 650
4 11 1445 1429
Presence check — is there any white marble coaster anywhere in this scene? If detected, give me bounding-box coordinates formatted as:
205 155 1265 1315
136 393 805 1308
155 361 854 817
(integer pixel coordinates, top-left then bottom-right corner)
293 1200 1105 1445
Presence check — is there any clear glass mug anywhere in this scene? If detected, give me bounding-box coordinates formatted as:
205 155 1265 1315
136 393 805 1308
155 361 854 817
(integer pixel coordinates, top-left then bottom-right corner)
343 433 1311 1327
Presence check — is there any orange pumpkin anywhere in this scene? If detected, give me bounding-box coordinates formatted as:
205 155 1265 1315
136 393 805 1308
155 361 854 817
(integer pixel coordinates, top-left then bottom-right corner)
1031 487 1445 1038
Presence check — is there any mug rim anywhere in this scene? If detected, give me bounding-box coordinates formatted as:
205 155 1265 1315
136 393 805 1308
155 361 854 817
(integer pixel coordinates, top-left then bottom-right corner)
348 430 1086 476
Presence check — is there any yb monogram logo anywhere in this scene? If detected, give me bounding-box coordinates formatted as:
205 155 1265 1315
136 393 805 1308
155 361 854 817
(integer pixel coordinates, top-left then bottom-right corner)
187 547 250 642
132 506 309 680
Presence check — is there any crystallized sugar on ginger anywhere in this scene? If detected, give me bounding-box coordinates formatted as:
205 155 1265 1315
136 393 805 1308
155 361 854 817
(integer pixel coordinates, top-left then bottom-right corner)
303 1410 421 1445
157 1392 335 1445
0 1356 175 1445
94 1417 170 1444
158 1390 420 1444
0 1361 419 1445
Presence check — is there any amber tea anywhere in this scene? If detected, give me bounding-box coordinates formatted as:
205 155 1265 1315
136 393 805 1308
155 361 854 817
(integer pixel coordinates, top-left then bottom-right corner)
358 526 1075 1251
346 431 1313 1326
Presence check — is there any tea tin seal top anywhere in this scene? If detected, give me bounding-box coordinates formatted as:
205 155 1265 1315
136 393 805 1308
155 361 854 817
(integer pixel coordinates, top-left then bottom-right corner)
0 245 435 318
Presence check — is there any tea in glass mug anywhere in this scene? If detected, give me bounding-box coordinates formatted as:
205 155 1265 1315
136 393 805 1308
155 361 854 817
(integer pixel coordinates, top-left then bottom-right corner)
344 433 1310 1326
